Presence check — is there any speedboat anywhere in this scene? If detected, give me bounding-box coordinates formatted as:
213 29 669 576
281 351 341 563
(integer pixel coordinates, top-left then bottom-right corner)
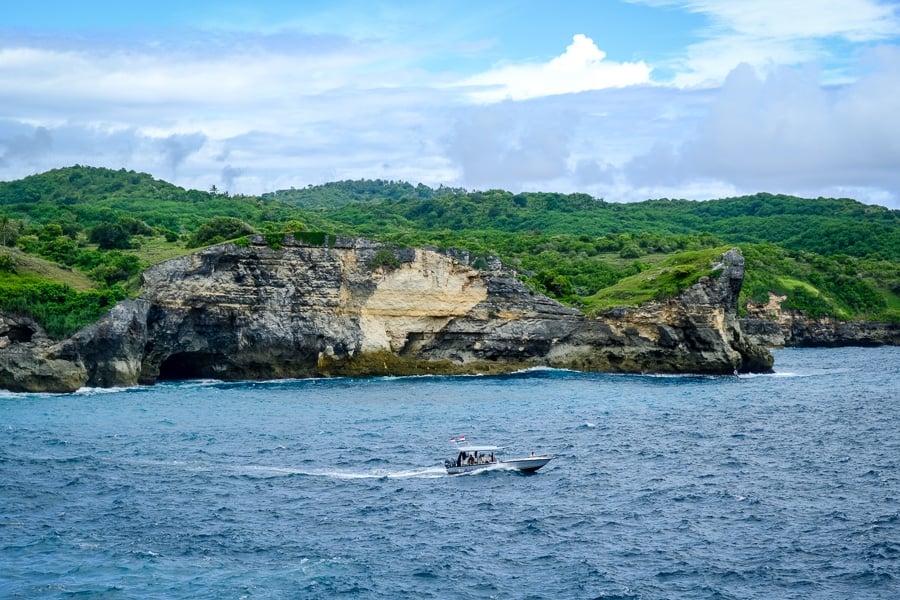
444 444 555 474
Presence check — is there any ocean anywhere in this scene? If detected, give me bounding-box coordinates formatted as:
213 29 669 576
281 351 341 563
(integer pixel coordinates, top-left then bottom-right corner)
2 346 898 599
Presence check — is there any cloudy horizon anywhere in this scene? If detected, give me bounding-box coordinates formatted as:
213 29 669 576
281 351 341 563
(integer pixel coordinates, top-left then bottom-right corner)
2 0 899 207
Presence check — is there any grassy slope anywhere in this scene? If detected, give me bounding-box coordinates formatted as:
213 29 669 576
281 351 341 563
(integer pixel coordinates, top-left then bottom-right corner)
583 247 729 315
0 248 127 338
0 247 97 291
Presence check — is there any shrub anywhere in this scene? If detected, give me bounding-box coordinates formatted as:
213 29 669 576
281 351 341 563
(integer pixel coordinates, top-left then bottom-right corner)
264 232 284 249
89 222 133 250
784 285 834 319
369 247 400 270
0 254 16 273
285 220 307 233
16 235 40 254
0 279 128 338
188 217 255 248
118 216 153 236
39 236 79 265
619 243 643 259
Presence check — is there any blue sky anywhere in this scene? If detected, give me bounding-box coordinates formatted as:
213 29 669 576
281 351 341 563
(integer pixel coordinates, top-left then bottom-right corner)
2 1 899 207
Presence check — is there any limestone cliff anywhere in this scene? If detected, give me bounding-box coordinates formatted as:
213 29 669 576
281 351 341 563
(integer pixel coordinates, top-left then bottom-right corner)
0 239 772 393
740 293 900 347
0 313 87 393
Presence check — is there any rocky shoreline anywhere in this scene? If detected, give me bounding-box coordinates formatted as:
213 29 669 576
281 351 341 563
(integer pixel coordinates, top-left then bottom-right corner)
0 239 788 393
739 295 899 348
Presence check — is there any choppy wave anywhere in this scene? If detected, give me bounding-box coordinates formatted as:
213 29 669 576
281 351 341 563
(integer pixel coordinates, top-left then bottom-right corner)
2 346 898 598
73 385 143 395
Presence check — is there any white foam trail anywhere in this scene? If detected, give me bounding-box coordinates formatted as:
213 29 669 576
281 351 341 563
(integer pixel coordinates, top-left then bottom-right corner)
73 385 138 395
238 464 447 480
509 366 578 375
740 368 851 379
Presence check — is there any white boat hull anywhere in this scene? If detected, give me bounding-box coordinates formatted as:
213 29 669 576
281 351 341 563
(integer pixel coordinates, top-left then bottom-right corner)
499 455 554 472
444 455 554 474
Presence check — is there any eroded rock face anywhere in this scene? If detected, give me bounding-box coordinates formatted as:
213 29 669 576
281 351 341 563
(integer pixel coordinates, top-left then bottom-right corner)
578 248 773 375
0 241 774 393
740 293 900 347
0 313 88 393
61 299 150 387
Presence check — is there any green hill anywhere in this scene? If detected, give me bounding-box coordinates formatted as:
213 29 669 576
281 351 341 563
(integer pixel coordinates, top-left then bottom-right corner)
280 186 898 261
262 179 464 209
0 165 304 233
1 167 898 338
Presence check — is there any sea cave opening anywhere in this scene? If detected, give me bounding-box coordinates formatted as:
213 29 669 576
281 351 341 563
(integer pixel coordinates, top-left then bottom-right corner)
4 325 35 343
157 352 224 381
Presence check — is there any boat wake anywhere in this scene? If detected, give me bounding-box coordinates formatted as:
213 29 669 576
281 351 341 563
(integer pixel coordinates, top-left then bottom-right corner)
236 464 448 480
740 368 852 379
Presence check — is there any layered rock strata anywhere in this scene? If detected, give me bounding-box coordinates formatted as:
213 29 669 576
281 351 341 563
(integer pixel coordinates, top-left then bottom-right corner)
0 240 773 393
740 293 899 347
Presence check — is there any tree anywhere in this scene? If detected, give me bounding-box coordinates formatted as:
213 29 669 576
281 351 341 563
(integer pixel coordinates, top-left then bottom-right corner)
40 236 79 265
0 215 16 246
89 222 133 250
87 252 142 286
117 216 153 236
187 216 255 248
39 222 65 241
285 220 307 234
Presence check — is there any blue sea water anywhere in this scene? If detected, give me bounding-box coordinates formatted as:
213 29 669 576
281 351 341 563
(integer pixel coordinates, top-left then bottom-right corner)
1 347 898 599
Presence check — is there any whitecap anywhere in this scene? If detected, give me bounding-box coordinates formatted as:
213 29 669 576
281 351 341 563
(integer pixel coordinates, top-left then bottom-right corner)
73 385 139 395
508 365 580 375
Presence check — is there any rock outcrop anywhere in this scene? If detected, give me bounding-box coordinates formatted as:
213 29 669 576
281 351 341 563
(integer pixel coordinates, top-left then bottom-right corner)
0 313 87 393
0 240 773 393
740 293 899 347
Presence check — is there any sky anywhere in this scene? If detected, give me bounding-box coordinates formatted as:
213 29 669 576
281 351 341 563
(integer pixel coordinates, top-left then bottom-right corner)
2 0 900 207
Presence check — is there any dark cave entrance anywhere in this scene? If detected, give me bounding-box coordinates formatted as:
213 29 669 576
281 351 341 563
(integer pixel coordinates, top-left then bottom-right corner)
157 352 225 381
4 325 35 343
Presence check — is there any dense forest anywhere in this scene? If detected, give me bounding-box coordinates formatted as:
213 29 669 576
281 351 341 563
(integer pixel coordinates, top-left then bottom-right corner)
1 166 897 338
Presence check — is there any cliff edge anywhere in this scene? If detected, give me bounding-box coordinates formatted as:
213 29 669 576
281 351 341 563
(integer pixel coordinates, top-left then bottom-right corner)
0 240 772 392
739 292 899 347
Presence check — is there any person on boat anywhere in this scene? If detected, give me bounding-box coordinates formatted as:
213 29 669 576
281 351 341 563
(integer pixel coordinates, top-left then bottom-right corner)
457 451 465 467
489 452 495 463
467 454 475 465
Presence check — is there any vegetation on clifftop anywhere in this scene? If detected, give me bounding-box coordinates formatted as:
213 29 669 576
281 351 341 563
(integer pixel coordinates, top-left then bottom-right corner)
1 166 898 337
0 250 127 338
582 247 729 315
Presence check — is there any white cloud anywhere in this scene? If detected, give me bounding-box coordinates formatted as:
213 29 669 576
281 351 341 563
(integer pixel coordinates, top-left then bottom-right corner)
0 33 423 137
639 0 900 86
448 101 580 188
681 0 899 41
623 51 900 203
1 7 898 209
460 34 652 102
671 34 814 88
0 124 52 167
